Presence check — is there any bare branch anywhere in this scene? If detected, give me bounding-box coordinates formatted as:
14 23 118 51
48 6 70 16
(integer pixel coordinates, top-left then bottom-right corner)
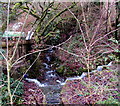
12 52 41 99
91 28 120 47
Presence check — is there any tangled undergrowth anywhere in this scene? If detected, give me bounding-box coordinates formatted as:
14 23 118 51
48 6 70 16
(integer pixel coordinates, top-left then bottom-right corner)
61 65 120 105
23 81 46 105
1 73 24 105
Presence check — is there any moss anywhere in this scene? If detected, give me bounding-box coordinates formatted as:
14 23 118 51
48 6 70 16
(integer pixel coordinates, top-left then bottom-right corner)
1 22 7 32
56 66 64 73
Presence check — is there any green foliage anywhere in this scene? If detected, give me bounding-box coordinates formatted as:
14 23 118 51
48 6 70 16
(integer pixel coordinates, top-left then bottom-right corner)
61 69 119 104
0 49 5 60
45 29 61 45
63 34 83 52
0 2 22 32
108 37 119 44
97 96 120 105
35 4 63 45
12 2 22 10
1 73 24 105
56 65 65 74
11 2 75 45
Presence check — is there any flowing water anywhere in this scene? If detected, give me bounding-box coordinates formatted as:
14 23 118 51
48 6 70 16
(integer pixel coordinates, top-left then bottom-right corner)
25 47 109 104
40 48 64 104
25 47 87 104
25 48 65 104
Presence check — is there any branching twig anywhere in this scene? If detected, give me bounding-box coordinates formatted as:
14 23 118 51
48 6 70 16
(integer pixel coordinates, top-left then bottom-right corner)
12 52 41 99
40 3 76 36
10 0 36 61
91 28 120 47
62 3 88 52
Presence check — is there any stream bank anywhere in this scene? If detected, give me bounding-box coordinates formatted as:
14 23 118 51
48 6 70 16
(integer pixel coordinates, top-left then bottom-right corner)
24 47 65 104
23 42 120 105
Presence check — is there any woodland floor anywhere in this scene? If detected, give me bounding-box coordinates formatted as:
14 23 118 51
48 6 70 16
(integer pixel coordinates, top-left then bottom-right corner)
22 64 120 105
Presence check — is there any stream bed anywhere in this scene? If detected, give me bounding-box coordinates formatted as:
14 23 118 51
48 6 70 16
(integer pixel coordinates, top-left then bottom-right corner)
25 47 65 104
24 47 117 104
40 85 63 104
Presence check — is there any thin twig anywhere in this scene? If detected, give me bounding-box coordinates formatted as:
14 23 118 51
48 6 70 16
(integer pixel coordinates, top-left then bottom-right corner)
62 3 88 52
10 0 36 61
12 52 41 99
91 28 120 47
